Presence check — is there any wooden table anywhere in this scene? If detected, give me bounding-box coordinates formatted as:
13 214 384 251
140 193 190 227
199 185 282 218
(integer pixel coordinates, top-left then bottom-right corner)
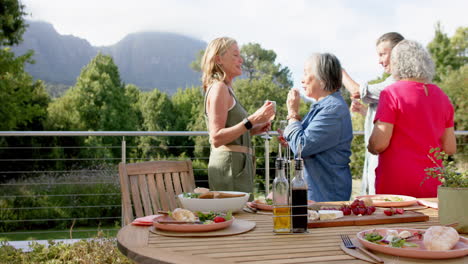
117 200 468 264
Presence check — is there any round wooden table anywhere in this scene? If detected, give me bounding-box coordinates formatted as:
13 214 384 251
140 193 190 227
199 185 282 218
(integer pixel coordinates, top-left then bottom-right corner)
117 200 467 264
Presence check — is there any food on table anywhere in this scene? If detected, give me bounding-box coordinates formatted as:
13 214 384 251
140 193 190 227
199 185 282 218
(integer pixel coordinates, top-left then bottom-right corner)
182 188 247 199
345 199 376 215
193 187 210 194
383 208 394 216
423 226 459 251
318 210 344 220
166 209 233 225
308 210 319 221
254 197 273 205
383 207 405 216
364 229 420 248
199 191 246 199
341 205 352 215
398 230 412 239
362 197 374 206
172 208 197 222
384 196 404 202
182 192 201 198
395 208 404 214
213 216 226 223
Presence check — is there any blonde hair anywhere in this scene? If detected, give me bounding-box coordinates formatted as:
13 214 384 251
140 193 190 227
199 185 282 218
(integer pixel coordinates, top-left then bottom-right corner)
201 37 237 91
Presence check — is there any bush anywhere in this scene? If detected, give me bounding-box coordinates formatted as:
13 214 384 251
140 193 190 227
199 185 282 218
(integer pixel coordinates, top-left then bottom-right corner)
0 233 132 264
0 166 121 232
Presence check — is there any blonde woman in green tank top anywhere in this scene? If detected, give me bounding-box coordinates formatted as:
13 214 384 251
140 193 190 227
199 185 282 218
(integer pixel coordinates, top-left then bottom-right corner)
201 37 275 195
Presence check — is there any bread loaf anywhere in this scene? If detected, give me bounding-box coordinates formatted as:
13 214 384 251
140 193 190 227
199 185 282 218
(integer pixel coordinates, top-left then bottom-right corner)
423 226 459 251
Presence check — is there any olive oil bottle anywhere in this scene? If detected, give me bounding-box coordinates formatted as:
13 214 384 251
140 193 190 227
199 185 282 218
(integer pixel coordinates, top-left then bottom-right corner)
273 157 290 233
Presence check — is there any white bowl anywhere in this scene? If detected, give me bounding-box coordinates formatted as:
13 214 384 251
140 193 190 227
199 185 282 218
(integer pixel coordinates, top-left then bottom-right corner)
178 191 249 213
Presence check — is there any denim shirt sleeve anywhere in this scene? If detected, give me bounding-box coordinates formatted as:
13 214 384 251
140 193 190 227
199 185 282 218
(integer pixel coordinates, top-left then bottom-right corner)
284 105 343 157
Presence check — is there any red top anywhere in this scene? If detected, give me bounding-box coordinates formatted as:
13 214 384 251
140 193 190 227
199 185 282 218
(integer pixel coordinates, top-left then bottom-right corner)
374 81 454 198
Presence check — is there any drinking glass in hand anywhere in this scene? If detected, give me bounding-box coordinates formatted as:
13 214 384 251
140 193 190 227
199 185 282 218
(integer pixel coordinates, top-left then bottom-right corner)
262 100 276 139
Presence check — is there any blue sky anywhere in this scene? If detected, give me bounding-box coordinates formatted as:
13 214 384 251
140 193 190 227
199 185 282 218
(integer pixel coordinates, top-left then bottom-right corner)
23 0 467 88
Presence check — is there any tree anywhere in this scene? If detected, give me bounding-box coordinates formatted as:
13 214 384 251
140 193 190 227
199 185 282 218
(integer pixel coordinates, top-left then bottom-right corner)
0 0 27 46
171 86 205 157
450 26 468 66
427 23 466 82
0 0 49 131
46 54 139 159
137 89 176 159
0 49 49 130
241 43 293 89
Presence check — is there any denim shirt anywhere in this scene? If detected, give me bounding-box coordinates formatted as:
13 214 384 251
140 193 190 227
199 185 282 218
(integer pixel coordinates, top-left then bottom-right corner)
284 91 353 202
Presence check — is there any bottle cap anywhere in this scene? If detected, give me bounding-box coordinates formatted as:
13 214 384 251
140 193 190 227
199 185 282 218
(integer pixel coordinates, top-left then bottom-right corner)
294 158 303 170
275 157 284 169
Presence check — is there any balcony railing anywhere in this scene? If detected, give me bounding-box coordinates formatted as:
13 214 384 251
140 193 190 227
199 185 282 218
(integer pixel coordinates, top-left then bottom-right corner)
0 131 466 240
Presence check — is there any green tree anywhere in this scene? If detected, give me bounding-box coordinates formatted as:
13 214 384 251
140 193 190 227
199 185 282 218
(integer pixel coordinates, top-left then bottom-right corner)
137 89 176 159
437 65 468 162
0 0 49 131
0 49 49 130
46 54 139 160
172 86 205 156
241 43 293 89
0 0 27 46
189 50 204 72
0 1 51 180
427 23 466 82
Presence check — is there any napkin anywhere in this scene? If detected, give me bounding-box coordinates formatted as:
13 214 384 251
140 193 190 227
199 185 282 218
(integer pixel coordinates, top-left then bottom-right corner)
417 200 438 209
131 214 162 226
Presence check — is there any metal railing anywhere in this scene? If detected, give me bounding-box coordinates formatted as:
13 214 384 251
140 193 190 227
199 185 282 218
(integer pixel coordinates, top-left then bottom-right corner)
0 131 466 240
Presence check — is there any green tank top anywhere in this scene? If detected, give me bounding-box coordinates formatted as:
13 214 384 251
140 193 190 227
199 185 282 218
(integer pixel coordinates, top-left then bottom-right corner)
204 84 251 148
204 83 255 195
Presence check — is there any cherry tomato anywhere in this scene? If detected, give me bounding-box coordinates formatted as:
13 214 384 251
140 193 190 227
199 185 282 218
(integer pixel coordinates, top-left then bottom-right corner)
213 216 226 223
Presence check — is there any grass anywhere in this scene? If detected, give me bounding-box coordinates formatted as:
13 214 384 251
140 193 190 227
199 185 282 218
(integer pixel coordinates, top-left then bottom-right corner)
0 226 118 241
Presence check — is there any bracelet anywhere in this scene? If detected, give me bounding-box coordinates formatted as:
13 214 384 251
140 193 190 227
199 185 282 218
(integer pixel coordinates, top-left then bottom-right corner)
286 113 301 121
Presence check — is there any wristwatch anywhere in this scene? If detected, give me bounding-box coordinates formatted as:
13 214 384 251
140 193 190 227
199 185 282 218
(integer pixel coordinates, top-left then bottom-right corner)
242 118 253 130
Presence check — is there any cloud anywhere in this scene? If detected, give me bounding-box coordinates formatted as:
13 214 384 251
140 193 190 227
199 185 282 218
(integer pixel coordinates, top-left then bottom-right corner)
23 0 468 87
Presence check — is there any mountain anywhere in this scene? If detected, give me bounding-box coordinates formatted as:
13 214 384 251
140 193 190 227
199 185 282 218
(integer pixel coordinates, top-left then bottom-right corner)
11 21 206 94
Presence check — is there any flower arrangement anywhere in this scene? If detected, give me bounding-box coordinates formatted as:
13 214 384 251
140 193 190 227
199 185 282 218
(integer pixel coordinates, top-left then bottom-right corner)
423 147 468 188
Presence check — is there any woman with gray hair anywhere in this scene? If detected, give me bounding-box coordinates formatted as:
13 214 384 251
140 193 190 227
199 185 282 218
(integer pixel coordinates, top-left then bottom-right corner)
282 53 353 202
368 40 456 198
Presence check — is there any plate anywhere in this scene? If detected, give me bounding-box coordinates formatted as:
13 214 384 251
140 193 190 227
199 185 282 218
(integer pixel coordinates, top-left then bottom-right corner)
356 194 417 207
252 200 315 211
357 228 468 259
153 215 234 232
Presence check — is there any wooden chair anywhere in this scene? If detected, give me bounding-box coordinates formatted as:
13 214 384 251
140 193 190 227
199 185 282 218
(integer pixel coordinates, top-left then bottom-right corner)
118 160 196 225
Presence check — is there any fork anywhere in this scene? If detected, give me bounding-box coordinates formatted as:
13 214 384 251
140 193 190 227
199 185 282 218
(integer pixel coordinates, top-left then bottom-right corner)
340 234 384 263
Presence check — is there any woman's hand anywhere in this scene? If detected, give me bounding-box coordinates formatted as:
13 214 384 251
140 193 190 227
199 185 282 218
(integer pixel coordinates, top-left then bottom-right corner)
287 89 300 116
277 128 289 147
350 99 367 116
251 122 271 135
248 101 275 125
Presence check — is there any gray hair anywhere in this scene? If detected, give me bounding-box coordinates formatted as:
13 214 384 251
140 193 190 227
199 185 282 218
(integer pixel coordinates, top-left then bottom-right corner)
391 40 435 82
307 53 342 92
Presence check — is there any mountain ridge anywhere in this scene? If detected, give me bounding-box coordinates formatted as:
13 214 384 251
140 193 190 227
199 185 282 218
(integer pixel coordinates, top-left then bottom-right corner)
11 21 206 94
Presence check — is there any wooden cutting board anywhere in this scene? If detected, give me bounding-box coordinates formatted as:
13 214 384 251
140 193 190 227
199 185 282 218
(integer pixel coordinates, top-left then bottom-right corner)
308 210 429 228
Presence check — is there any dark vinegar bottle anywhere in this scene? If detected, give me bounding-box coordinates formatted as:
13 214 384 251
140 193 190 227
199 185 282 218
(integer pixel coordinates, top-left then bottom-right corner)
291 157 308 233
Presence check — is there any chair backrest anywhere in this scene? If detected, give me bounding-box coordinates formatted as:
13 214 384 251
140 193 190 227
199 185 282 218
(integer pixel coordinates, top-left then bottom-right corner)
118 160 196 225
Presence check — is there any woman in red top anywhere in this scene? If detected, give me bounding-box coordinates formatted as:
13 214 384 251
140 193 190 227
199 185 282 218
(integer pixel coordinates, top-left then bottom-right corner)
368 40 456 198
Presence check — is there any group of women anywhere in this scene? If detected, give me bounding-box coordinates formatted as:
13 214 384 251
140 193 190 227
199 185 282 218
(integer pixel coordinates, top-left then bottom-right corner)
201 34 456 202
